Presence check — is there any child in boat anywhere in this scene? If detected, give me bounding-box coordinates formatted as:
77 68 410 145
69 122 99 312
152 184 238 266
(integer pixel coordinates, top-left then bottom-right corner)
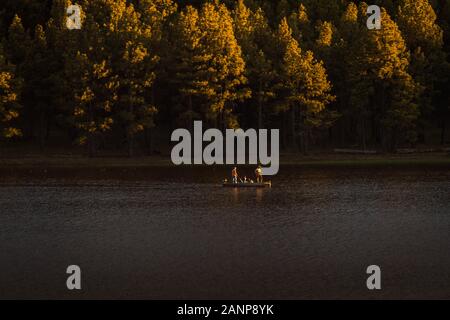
255 166 263 183
231 167 238 183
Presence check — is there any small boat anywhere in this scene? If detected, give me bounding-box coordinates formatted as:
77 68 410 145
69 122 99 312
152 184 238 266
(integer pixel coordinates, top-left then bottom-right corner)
222 181 272 188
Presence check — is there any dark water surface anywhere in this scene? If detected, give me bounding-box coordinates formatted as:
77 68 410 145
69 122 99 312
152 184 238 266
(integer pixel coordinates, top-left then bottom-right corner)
1 167 449 299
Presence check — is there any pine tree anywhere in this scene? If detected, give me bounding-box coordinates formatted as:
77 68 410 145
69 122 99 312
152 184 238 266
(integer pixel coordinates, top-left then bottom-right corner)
6 15 31 73
233 0 275 128
313 20 341 139
64 2 119 157
351 5 420 150
397 0 444 52
437 0 450 143
6 15 40 141
27 24 53 148
275 0 291 23
0 0 50 38
275 18 334 152
114 4 159 156
60 0 161 156
134 0 177 43
134 0 178 154
397 0 447 143
168 2 249 129
166 5 203 127
0 44 22 139
335 1 370 147
315 21 333 48
66 51 118 157
198 2 250 128
42 0 81 146
287 3 313 46
300 0 345 23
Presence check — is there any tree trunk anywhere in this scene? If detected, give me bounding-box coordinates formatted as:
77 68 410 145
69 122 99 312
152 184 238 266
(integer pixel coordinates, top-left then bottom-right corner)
418 123 426 144
305 127 310 154
25 105 35 142
145 127 154 155
128 101 135 157
87 105 96 158
128 133 134 157
392 127 398 152
219 109 224 132
339 119 345 147
188 95 193 133
380 126 387 152
379 84 387 151
301 125 310 155
88 134 96 158
291 105 297 150
299 112 308 155
282 113 288 150
338 100 346 147
361 115 366 151
39 110 47 151
258 81 263 129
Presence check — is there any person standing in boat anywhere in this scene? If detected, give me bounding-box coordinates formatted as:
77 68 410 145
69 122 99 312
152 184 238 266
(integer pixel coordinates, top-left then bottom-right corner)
231 167 238 184
255 166 263 183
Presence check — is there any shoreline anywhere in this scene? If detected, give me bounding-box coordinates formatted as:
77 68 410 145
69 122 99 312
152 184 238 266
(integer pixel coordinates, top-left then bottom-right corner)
0 153 448 182
1 152 449 169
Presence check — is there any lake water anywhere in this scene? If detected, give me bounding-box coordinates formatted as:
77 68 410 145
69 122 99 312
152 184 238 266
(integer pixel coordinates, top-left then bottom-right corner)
0 167 449 299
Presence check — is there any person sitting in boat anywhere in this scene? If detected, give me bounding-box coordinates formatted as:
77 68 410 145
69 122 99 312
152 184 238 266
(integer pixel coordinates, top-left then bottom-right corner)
255 166 263 183
231 167 238 183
